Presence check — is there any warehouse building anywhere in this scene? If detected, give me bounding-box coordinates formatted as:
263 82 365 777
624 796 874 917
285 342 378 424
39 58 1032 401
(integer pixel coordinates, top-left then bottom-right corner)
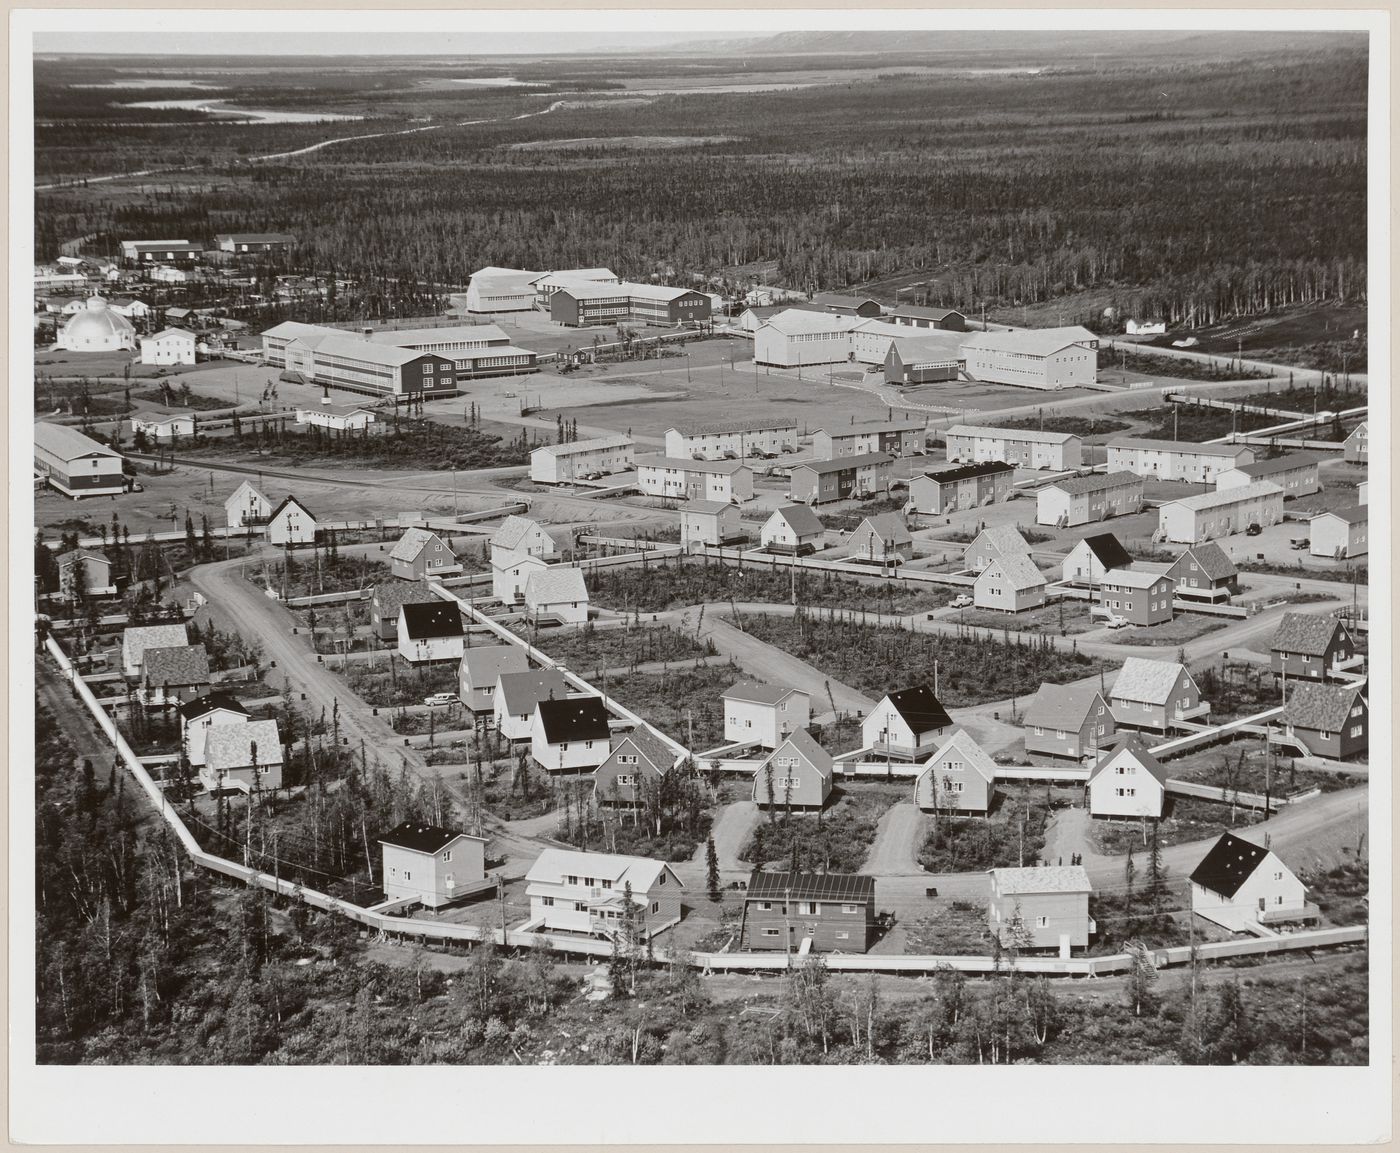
1310 508 1368 559
811 418 926 460
549 280 711 327
908 461 1014 515
120 239 202 264
753 309 860 368
960 326 1099 390
298 335 457 399
530 268 619 305
734 301 828 334
215 233 296 254
463 266 544 313
883 336 961 385
1106 438 1253 484
1215 452 1321 499
788 453 893 505
813 292 882 317
943 424 1082 471
1036 471 1144 527
530 435 635 485
891 304 967 331
34 422 126 498
635 455 753 503
1157 482 1284 544
664 419 798 461
849 318 913 365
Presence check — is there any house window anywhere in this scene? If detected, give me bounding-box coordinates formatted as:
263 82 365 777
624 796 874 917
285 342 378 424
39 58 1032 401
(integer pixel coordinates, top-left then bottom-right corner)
600 880 612 889
836 932 850 940
841 904 859 914
759 901 773 911
946 760 964 772
762 928 780 937
650 901 660 914
616 774 635 786
1037 916 1049 928
657 873 666 885
542 896 554 907
1034 726 1044 736
618 754 638 765
566 875 580 885
404 871 412 881
574 901 588 912
1351 725 1363 737
1301 655 1311 664
1056 729 1066 739
948 781 964 793
443 850 452 862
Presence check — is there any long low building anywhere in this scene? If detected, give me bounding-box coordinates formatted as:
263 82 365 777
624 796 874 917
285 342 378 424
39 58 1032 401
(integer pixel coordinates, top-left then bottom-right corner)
1215 452 1321 499
664 419 798 460
811 418 926 461
753 309 861 367
788 452 893 505
634 455 753 503
1107 437 1253 484
909 461 1015 515
1036 471 1144 527
529 435 635 484
960 326 1099 390
1157 481 1284 544
944 424 1083 471
883 336 960 385
463 266 543 313
550 280 711 327
35 422 127 498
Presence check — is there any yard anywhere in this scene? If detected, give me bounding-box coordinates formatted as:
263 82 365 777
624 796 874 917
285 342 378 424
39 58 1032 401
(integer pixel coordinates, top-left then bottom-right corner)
527 622 715 674
1108 613 1228 646
1195 662 1286 721
990 413 1130 439
901 900 993 956
602 663 741 751
1122 404 1275 442
1088 796 1264 856
253 552 391 601
552 773 716 863
948 600 1100 637
918 794 1052 873
339 659 459 707
1299 859 1368 927
1161 739 1356 797
740 782 904 874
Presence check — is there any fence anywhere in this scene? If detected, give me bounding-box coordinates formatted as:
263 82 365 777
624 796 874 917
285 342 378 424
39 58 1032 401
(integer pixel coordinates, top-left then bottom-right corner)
700 545 976 588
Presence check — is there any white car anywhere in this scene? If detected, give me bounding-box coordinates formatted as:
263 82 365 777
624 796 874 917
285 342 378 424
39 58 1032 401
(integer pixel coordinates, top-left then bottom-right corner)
1103 614 1129 629
949 594 974 609
424 692 458 707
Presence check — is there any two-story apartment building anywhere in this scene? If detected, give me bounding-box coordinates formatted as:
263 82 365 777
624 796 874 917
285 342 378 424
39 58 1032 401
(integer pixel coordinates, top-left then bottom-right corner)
522 848 684 940
1099 568 1175 627
634 455 754 503
862 686 952 760
663 419 798 461
738 871 876 954
1109 658 1208 732
1157 482 1284 544
1310 508 1368 559
943 424 1082 471
722 681 812 749
788 453 893 505
988 866 1094 956
909 461 1015 515
1036 472 1143 527
810 418 926 460
1106 438 1253 484
1216 452 1321 500
1024 682 1114 763
529 434 635 485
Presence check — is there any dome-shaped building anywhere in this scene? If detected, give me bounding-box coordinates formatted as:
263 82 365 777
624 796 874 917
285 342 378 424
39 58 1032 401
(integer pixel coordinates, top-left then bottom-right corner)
59 295 136 353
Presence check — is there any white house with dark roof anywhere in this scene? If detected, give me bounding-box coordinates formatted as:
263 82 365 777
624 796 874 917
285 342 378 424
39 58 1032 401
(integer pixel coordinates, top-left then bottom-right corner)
523 567 589 625
680 500 743 549
179 692 250 767
200 718 284 792
531 696 613 773
494 669 571 741
379 821 488 909
491 552 548 605
973 552 1047 612
1036 472 1143 527
722 681 811 749
753 729 834 810
1086 734 1167 819
1109 657 1208 732
121 623 190 678
760 504 825 554
593 727 679 806
862 686 952 759
988 866 1094 955
1061 532 1133 586
530 434 635 484
1190 831 1318 933
397 602 465 664
224 480 271 529
914 729 997 814
963 524 1032 573
266 496 317 546
458 645 530 713
1310 507 1368 559
1024 682 1114 762
390 528 462 581
848 513 913 563
522 848 684 939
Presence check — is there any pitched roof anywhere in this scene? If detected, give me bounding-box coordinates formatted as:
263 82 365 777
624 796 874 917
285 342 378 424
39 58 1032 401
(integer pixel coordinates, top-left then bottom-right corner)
981 552 1046 591
531 433 633 458
179 692 250 721
745 869 874 903
379 820 481 854
723 680 805 706
217 232 297 244
1285 681 1365 732
496 669 570 716
1102 567 1172 590
1081 533 1133 569
399 601 464 640
926 728 997 784
858 512 912 545
1271 612 1347 657
1111 657 1190 705
1234 452 1322 478
366 324 509 347
989 865 1092 895
492 514 547 551
1023 681 1105 730
55 548 109 568
893 305 965 322
1162 481 1283 512
1172 541 1237 581
967 524 1031 559
759 309 862 335
883 685 952 734
1088 733 1167 786
141 645 210 686
763 728 834 775
34 422 122 462
961 325 1098 357
1046 470 1142 497
268 495 316 523
1189 831 1272 897
123 623 190 659
635 453 749 476
813 292 881 309
205 719 283 771
771 504 825 536
608 726 678 772
304 333 431 367
792 452 893 476
224 480 268 509
524 848 681 893
682 500 735 516
390 527 451 563
1109 436 1248 459
524 566 589 605
461 644 530 688
1312 507 1368 526
945 423 1077 446
923 461 1015 484
815 417 926 438
372 580 438 614
670 418 797 437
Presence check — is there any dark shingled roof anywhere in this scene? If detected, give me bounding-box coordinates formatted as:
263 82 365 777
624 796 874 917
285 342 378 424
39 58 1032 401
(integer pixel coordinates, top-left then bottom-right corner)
141 645 210 686
373 580 438 615
924 461 1015 484
179 691 250 721
1082 532 1133 570
885 685 952 735
400 601 464 640
537 696 612 743
746 869 875 904
378 821 475 855
1172 541 1237 582
1285 682 1365 732
1271 612 1347 657
1189 831 1271 897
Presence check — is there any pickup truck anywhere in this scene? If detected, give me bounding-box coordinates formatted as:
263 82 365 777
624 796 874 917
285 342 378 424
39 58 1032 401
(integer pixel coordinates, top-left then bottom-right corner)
949 594 974 609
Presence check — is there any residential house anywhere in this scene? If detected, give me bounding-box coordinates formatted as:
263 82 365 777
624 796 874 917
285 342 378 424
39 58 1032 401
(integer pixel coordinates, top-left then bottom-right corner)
1281 682 1368 761
1109 657 1209 732
491 552 549 606
200 718 284 792
491 514 557 563
1342 422 1368 464
1061 533 1133 586
522 848 684 939
1086 734 1167 819
973 553 1047 613
121 623 189 678
224 480 271 529
56 549 115 598
369 580 437 641
140 645 211 705
531 696 613 774
1190 832 1319 933
679 500 743 549
862 686 952 760
909 461 1014 515
139 327 197 365
1024 682 1114 763
1270 612 1361 683
1310 508 1368 559
752 729 834 810
529 434 635 484
913 729 997 814
634 455 754 504
788 453 893 505
593 727 680 806
524 567 590 626
1099 568 1175 627
494 669 571 741
296 403 380 433
848 513 913 563
1157 482 1284 544
397 602 465 664
943 424 1082 471
963 524 1032 573
1216 452 1321 499
390 528 463 581
179 692 250 768
988 866 1094 956
738 871 876 954
1165 542 1239 603
457 645 530 713
266 496 317 546
760 504 825 554
1036 472 1143 527
128 412 197 442
722 681 812 749
379 822 489 909
1106 438 1253 484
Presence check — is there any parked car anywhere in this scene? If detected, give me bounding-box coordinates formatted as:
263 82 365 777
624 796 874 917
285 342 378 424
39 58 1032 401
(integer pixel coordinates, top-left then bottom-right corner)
1290 537 1309 551
1246 522 1264 537
949 594 973 609
424 692 457 707
1104 614 1129 629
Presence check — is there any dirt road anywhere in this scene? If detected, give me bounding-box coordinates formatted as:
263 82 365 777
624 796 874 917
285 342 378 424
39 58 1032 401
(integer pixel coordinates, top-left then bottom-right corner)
861 803 927 876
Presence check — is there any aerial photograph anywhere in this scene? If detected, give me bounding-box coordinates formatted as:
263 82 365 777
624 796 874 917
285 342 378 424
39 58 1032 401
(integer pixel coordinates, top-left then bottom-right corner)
23 17 1379 1096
